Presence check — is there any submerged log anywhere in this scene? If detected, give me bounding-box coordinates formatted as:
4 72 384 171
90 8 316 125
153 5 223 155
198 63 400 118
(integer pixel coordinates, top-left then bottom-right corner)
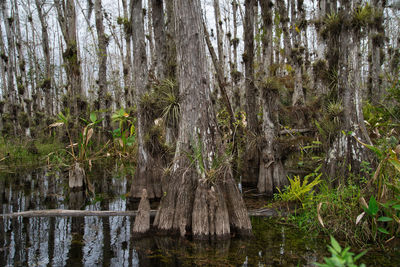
0 209 150 218
133 189 151 236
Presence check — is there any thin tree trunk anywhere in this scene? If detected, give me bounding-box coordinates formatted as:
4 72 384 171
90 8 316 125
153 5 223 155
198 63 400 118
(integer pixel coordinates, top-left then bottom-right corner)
368 0 384 103
147 0 155 75
244 0 258 133
203 21 234 129
0 14 8 106
242 0 259 186
165 0 177 80
231 0 240 112
277 0 292 65
291 0 305 106
12 0 30 115
213 0 225 78
154 0 251 239
95 0 110 130
259 0 273 76
1 1 17 110
54 0 83 118
35 0 53 116
151 0 167 80
257 0 287 195
121 0 133 107
1 0 18 136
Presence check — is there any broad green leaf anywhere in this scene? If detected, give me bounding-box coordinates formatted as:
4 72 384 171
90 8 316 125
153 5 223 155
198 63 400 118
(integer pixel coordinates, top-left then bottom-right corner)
393 204 400 210
90 112 97 123
378 227 390 235
377 216 393 222
368 196 379 216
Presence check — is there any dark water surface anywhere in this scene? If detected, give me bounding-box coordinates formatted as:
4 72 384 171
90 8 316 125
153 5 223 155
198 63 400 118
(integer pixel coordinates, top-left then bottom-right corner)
0 169 399 266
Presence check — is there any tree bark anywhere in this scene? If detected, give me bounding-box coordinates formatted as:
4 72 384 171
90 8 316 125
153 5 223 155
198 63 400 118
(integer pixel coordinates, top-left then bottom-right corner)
244 0 258 133
257 0 288 195
133 189 151 236
151 0 167 80
35 0 53 116
276 0 292 65
94 0 110 130
54 0 83 117
291 0 305 106
1 0 18 136
213 0 225 78
165 0 177 80
0 13 8 107
368 0 384 103
130 0 163 199
241 0 260 186
12 0 30 118
326 0 370 181
121 0 133 107
153 0 251 239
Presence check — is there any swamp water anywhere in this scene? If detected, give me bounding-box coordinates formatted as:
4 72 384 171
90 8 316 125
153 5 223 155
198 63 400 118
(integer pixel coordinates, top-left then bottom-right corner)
0 168 399 266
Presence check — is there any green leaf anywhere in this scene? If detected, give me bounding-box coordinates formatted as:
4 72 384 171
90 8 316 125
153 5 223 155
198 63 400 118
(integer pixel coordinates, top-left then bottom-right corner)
377 227 390 235
90 112 97 123
354 249 368 262
330 236 342 253
393 204 400 210
377 216 393 222
365 144 383 158
388 158 400 174
368 196 379 216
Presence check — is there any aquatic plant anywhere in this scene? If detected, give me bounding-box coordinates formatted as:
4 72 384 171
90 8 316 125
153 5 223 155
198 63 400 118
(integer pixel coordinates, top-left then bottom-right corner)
315 236 367 267
276 166 322 206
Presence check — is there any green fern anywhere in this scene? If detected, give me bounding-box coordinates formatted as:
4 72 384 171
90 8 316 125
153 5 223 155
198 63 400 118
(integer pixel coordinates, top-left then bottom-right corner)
277 173 322 205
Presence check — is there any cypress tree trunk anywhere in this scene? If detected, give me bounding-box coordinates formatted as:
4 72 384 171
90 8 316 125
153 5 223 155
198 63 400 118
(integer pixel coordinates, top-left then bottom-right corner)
276 0 292 66
95 0 110 130
54 0 83 118
165 0 177 80
1 0 18 136
368 0 384 103
121 0 133 107
257 0 288 195
291 0 305 106
151 0 167 80
242 0 259 186
325 0 370 181
35 0 53 116
153 0 252 239
0 14 8 108
130 0 163 199
213 0 225 78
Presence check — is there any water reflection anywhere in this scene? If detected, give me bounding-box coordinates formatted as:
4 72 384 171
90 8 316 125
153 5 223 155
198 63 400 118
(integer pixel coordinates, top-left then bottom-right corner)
1 169 399 266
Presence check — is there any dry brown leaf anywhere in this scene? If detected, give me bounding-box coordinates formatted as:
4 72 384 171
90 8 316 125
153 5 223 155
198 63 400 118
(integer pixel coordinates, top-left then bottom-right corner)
359 197 368 209
86 128 94 146
356 212 365 225
49 122 64 128
317 202 325 228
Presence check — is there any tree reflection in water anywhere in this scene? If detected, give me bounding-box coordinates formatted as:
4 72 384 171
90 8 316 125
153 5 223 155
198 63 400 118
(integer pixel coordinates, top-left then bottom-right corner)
1 170 399 266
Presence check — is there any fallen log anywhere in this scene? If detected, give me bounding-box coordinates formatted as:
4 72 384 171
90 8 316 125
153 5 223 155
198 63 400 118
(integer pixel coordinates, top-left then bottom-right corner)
1 209 156 218
1 208 287 218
